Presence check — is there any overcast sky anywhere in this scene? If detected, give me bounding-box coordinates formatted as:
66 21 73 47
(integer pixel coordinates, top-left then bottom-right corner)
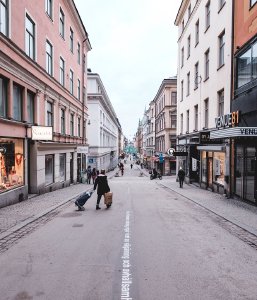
74 0 181 140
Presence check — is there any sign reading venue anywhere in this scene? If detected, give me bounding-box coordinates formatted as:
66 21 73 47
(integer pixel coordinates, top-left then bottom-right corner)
210 127 257 139
32 126 53 140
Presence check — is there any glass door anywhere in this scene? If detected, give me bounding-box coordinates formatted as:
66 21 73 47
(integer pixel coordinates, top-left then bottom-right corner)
235 145 243 198
244 147 256 202
207 157 213 188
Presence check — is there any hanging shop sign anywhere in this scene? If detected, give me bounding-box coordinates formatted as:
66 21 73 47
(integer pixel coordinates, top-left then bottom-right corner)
167 148 175 156
173 151 188 156
77 146 89 154
210 127 257 139
32 126 53 140
215 110 240 129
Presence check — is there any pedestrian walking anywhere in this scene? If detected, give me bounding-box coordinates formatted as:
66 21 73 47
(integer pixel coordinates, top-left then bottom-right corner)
93 169 110 210
91 168 97 184
130 164 133 169
86 166 92 184
178 167 185 188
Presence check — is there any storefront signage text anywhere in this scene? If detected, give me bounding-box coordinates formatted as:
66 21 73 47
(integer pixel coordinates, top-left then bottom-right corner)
240 128 257 135
77 146 89 154
32 126 53 140
215 111 239 129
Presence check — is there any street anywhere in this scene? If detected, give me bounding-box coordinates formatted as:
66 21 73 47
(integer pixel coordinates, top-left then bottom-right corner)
0 164 257 300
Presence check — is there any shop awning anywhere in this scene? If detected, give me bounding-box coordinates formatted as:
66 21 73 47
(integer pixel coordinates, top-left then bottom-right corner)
210 127 257 139
197 145 225 152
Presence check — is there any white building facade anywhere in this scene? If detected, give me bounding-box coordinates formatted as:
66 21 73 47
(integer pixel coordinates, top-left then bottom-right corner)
175 0 232 194
87 72 120 172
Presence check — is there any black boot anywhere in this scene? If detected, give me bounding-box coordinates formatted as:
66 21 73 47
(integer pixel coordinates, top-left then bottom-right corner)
96 205 101 210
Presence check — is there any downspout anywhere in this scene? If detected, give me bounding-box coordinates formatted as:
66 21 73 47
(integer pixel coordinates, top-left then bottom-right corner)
82 37 88 146
229 0 235 198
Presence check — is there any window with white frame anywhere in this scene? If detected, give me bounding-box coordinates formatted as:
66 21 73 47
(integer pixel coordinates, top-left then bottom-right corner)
187 35 191 58
59 8 64 38
171 92 177 105
0 75 8 117
25 14 35 60
205 48 210 80
27 91 34 123
77 79 80 100
180 113 183 134
70 70 74 94
78 117 81 137
13 84 22 121
218 89 224 116
181 47 184 68
187 72 190 96
77 42 80 64
195 19 199 46
194 105 198 131
204 98 209 128
46 40 53 76
70 113 74 136
194 62 199 89
60 57 65 86
218 31 225 67
181 80 184 101
205 0 210 30
46 101 53 126
61 108 65 134
45 0 53 19
186 110 189 132
170 113 176 129
70 27 74 53
0 0 8 36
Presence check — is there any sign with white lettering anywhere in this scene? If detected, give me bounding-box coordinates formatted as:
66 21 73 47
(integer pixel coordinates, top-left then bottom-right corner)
77 146 89 154
210 127 257 139
215 111 240 129
192 158 197 171
32 126 53 140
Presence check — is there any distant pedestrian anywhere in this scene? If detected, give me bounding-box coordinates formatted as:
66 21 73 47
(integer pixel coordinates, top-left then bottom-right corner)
86 166 92 184
91 168 97 184
94 169 110 210
130 164 133 169
178 167 185 188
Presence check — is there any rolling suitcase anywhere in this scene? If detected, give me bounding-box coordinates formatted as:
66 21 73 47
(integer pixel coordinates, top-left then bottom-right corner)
75 190 93 211
104 192 113 208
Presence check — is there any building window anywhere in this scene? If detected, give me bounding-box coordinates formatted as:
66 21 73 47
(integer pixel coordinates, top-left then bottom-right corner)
77 42 80 64
0 138 24 192
46 101 53 126
171 92 177 105
182 19 184 31
195 19 199 46
70 70 74 94
77 79 80 100
59 8 64 38
61 108 65 134
181 47 184 68
204 98 209 128
45 0 52 19
27 91 34 123
187 72 190 96
13 84 22 121
0 75 7 118
194 105 198 131
171 113 176 129
70 27 74 53
250 0 257 7
187 35 191 58
186 110 189 132
219 0 225 9
194 62 199 89
78 117 81 137
188 3 191 19
59 153 66 182
70 113 74 136
219 31 225 67
25 14 35 60
45 154 54 185
218 89 224 116
60 57 65 86
237 41 257 89
46 40 53 76
0 0 8 36
205 49 210 80
181 80 184 101
180 113 183 134
205 0 210 30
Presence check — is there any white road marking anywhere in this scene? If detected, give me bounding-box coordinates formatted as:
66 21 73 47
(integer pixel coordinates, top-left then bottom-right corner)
121 210 132 300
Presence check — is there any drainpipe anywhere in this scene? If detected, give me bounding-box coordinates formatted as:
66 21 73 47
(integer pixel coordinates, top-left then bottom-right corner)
229 0 235 199
82 37 89 146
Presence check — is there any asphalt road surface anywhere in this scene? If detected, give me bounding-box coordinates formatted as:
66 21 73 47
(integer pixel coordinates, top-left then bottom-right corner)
0 164 257 300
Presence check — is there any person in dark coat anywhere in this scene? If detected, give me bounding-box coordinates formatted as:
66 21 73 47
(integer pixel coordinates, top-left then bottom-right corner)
93 169 110 210
178 167 185 188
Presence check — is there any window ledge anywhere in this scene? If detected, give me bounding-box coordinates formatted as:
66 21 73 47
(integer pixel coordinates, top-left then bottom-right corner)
203 76 209 83
217 64 225 71
218 2 226 14
204 25 210 34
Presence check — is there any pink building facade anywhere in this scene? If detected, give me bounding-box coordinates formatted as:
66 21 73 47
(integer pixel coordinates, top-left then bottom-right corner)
0 0 91 207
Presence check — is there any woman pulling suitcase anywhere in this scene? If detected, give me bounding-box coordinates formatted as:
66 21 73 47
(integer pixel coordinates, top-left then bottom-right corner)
93 169 111 210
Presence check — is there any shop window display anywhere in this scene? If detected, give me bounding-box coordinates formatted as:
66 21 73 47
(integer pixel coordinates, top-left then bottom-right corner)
0 139 24 193
201 151 207 183
213 152 225 185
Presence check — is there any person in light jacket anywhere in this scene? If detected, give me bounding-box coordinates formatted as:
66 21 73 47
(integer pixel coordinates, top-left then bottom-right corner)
93 169 110 210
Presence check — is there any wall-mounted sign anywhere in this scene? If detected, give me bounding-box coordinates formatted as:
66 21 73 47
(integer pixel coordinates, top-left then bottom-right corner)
31 126 53 140
173 151 188 156
215 111 240 129
77 146 89 154
192 158 197 171
210 127 257 139
167 148 175 156
0 147 6 154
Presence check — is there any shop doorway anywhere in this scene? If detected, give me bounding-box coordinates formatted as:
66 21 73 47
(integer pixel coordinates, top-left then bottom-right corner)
70 153 74 184
207 157 213 189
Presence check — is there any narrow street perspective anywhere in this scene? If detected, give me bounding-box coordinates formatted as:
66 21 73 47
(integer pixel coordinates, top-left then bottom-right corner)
0 162 257 300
